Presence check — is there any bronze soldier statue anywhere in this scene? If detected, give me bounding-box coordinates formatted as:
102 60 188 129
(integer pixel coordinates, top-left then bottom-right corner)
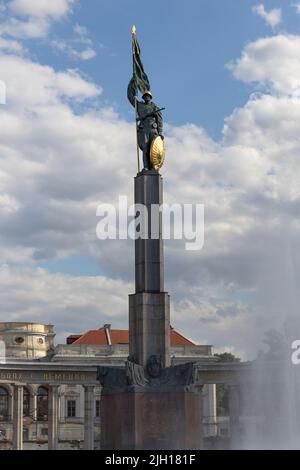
127 77 164 171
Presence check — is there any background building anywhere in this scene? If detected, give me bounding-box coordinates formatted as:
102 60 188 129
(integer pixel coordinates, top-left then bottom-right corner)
0 322 218 449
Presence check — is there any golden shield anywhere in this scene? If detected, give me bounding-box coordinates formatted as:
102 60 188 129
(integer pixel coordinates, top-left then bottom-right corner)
150 136 166 171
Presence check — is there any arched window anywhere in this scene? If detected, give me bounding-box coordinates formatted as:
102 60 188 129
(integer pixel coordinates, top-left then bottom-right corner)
37 386 48 421
23 387 30 417
0 387 9 421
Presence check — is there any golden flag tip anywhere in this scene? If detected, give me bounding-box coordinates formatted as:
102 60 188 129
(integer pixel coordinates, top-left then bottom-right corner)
132 24 136 35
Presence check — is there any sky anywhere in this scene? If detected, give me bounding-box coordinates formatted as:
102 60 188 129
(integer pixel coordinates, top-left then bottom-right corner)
0 0 300 359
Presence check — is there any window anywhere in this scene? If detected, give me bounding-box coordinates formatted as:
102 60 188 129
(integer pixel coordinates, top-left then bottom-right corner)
37 386 48 421
23 427 29 441
23 387 30 417
67 400 76 418
0 387 8 421
14 337 24 344
95 400 100 418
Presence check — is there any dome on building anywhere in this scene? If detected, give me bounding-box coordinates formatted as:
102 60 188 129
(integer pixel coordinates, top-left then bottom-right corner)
0 323 55 359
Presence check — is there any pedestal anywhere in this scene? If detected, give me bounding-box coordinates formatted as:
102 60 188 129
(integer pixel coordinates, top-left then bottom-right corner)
97 170 203 449
129 292 170 368
98 362 203 450
101 390 202 450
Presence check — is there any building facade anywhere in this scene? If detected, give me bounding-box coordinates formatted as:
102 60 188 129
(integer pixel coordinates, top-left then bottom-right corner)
0 322 218 450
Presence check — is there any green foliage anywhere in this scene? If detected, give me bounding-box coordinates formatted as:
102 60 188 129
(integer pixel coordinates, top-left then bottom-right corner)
214 352 240 363
214 352 240 416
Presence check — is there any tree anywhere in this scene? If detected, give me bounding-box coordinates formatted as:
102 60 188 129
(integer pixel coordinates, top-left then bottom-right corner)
214 352 240 416
214 352 240 363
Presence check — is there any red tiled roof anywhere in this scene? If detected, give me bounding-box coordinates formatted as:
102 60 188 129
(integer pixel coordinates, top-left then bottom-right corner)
73 329 107 345
71 327 195 346
170 329 194 346
110 330 129 344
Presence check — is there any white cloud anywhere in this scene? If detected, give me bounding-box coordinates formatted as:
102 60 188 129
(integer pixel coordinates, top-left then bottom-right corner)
52 39 96 61
72 22 97 60
0 265 131 343
0 55 100 110
0 2 97 62
1 32 300 357
0 0 75 39
294 2 300 14
73 23 88 38
9 0 75 19
229 35 300 96
79 48 96 60
0 36 23 52
0 16 50 39
52 22 97 61
252 3 281 28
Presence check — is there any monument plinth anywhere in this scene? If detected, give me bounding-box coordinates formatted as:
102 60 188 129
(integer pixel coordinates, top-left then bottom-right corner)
98 171 203 450
98 361 203 450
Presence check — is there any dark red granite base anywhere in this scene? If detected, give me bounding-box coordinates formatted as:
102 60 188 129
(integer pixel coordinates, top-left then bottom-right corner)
100 390 202 450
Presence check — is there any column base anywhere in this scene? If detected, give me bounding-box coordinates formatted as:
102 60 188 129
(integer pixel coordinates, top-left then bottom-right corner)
129 292 170 368
101 389 202 450
98 362 203 450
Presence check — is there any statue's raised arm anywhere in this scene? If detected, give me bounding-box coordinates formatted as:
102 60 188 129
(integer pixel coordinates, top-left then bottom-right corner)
127 77 138 108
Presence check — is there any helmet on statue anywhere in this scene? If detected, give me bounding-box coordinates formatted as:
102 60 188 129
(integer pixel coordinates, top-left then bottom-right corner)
142 90 152 100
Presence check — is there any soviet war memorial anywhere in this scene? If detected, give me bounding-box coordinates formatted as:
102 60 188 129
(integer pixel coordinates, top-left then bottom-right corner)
0 0 300 460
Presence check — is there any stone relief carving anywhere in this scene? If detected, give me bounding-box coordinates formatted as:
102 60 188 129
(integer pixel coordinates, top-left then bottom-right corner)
126 356 148 387
98 361 203 392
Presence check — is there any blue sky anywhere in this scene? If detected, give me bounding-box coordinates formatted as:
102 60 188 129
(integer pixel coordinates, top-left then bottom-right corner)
1 0 300 357
16 0 299 140
33 0 299 280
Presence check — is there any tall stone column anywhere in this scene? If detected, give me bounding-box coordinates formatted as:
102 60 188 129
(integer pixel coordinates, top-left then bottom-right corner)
31 390 37 421
229 383 240 449
8 387 13 421
202 384 217 437
12 384 23 450
48 385 59 450
84 385 95 450
30 390 38 442
129 170 170 368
